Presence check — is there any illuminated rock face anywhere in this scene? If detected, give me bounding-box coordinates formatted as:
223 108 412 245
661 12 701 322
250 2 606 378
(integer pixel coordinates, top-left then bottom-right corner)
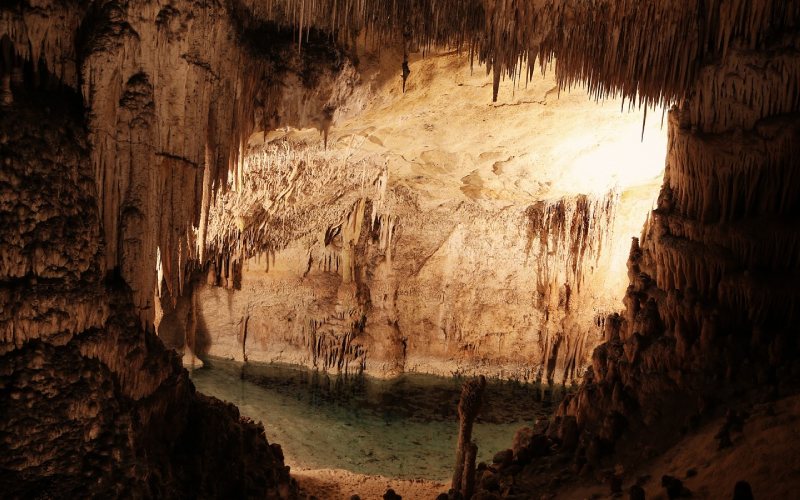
190 188 623 384
179 55 668 384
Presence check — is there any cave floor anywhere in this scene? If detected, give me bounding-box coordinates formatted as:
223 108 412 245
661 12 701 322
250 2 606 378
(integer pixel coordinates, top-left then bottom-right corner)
294 468 446 500
556 394 800 499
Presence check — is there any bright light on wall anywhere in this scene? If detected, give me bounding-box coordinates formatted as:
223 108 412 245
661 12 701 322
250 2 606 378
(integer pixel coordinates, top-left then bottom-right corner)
549 107 668 197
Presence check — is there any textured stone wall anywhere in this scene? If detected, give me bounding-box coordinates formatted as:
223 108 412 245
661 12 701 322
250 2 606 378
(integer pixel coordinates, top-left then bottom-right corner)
0 87 294 497
2 0 358 327
549 33 800 468
189 190 622 384
1 0 356 496
181 51 667 386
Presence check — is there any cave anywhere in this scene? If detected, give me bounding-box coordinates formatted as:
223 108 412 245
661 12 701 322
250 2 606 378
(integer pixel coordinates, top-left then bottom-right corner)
1 1 799 499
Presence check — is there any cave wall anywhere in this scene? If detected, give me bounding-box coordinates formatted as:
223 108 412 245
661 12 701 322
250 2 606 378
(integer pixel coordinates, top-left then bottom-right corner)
190 187 624 384
2 0 358 327
0 88 294 497
181 50 667 386
1 0 357 496
551 33 800 465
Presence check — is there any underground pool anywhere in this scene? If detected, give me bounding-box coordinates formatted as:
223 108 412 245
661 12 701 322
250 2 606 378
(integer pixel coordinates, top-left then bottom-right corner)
190 358 567 480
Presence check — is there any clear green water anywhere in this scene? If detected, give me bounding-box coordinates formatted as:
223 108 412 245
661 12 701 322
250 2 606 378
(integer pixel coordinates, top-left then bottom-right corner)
190 358 566 480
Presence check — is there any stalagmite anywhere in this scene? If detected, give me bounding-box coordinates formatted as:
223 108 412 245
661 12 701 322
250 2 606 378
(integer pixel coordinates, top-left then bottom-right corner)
452 375 486 493
462 441 479 499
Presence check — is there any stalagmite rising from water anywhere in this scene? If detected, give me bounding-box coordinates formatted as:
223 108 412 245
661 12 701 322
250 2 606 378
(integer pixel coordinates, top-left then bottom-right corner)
463 441 479 499
452 375 486 494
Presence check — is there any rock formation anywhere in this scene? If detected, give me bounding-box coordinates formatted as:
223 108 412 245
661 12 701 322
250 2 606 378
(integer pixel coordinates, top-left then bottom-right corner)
452 375 486 495
0 84 294 497
189 169 629 382
181 54 666 384
551 32 800 466
2 0 799 496
1 0 356 496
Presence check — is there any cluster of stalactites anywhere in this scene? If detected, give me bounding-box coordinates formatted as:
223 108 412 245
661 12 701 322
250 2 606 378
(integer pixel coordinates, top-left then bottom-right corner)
303 315 368 374
204 138 387 282
524 190 618 299
640 112 800 331
519 191 619 384
1 0 349 325
249 0 800 108
0 9 84 89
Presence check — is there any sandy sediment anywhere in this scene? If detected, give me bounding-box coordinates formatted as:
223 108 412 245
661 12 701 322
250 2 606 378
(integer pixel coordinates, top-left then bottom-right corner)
294 468 447 499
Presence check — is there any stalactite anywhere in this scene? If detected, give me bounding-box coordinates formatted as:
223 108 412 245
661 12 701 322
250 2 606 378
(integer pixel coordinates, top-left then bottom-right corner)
247 1 800 113
205 138 385 268
522 191 619 383
302 314 367 374
5 0 798 331
525 191 618 293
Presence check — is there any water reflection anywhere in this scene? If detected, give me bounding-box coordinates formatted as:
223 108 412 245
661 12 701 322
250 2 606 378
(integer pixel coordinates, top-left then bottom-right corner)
190 358 566 480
